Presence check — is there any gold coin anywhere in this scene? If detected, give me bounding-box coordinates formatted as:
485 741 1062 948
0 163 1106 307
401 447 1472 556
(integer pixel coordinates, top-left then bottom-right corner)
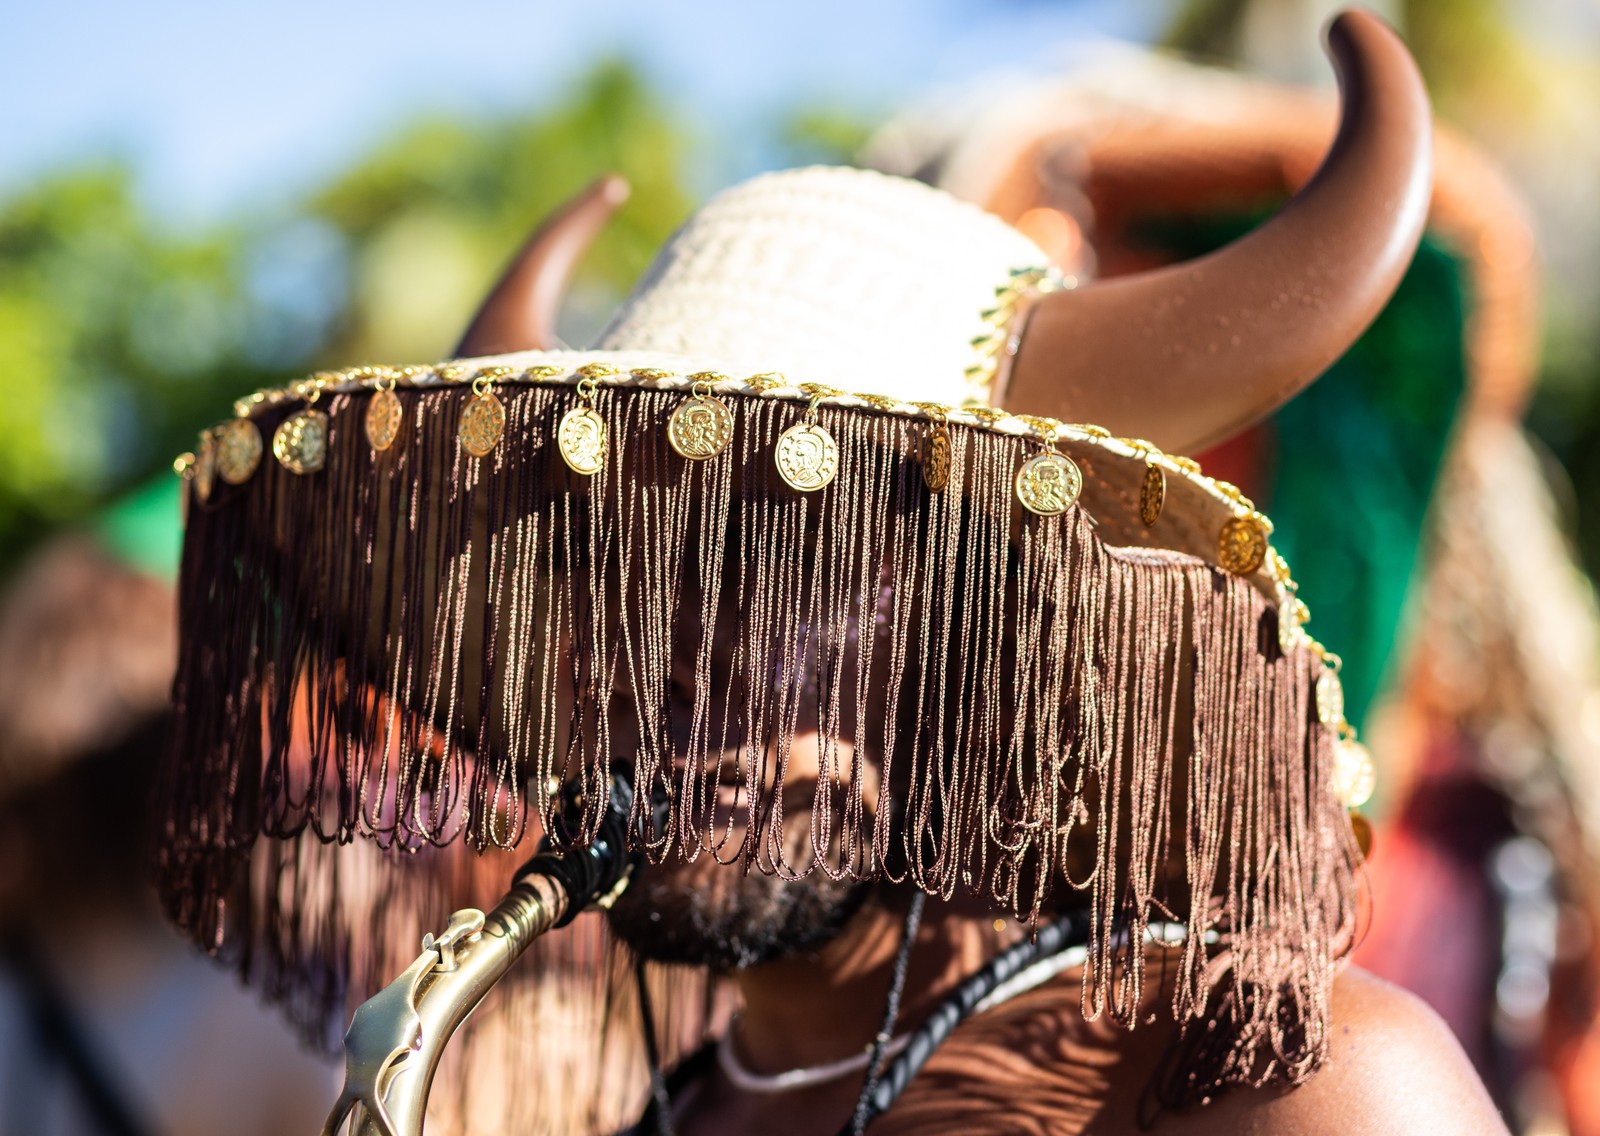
558 405 608 475
215 418 263 485
459 391 506 458
1217 515 1268 575
1316 669 1345 727
193 430 218 502
1331 738 1376 809
1348 811 1373 859
366 388 404 452
1139 462 1164 526
667 395 733 460
272 409 330 475
1014 452 1082 516
922 424 951 492
774 422 839 492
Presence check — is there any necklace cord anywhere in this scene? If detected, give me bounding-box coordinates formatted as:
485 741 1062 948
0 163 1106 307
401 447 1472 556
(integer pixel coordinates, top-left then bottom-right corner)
849 890 928 1135
636 956 678 1136
837 908 1092 1135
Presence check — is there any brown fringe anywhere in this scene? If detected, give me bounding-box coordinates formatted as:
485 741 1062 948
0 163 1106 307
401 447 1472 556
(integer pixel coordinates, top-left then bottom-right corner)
158 382 1358 1125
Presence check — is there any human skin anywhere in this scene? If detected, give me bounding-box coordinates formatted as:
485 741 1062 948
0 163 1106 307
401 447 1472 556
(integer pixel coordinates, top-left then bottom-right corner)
669 895 1510 1135
612 725 1511 1136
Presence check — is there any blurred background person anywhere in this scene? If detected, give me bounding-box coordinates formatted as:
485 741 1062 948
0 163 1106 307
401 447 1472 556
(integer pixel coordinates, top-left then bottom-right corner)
0 480 337 1135
866 2 1600 1131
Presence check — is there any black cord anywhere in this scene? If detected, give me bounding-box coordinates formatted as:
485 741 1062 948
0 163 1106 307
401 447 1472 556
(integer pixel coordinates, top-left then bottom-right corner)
635 955 679 1136
837 908 1091 1135
849 890 927 1135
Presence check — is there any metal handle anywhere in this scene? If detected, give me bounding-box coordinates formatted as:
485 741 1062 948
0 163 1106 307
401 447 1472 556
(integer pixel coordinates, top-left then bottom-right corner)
320 877 567 1136
319 767 643 1136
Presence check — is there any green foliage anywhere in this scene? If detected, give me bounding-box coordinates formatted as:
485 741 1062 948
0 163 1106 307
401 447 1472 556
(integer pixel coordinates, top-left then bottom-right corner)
310 59 695 362
0 164 290 573
1160 0 1251 58
0 60 696 577
779 107 878 167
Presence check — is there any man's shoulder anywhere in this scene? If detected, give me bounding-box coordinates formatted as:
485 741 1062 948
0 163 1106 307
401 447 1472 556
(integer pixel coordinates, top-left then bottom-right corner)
1193 967 1509 1136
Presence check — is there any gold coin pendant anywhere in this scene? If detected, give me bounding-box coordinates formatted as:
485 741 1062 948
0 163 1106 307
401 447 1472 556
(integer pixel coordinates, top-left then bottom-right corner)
667 395 733 460
216 418 263 485
1331 738 1376 809
459 391 506 459
1348 811 1373 859
366 388 404 452
273 409 330 475
1315 669 1345 727
1217 515 1268 575
922 424 951 492
1014 452 1082 516
194 430 218 502
774 422 839 492
558 405 608 475
1139 463 1165 526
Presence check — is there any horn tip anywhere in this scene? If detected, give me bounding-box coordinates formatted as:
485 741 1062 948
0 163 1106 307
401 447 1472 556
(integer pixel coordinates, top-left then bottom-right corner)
1324 7 1403 55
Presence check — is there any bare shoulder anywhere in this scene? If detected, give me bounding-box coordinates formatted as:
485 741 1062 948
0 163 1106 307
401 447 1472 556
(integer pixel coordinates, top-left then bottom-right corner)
1198 967 1509 1136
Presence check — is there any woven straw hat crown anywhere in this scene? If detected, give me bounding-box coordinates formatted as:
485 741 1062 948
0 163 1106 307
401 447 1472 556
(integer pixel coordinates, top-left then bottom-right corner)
591 166 1050 406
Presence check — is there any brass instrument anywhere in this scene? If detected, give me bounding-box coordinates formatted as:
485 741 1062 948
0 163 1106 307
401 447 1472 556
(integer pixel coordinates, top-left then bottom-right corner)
321 773 638 1136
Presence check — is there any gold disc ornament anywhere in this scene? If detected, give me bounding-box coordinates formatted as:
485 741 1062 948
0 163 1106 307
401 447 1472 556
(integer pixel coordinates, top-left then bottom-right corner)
1139 462 1165 526
1014 452 1082 516
459 390 506 458
193 430 218 502
1349 810 1374 859
272 409 330 475
1218 515 1268 576
1331 737 1377 809
558 405 608 475
366 387 404 453
215 418 263 485
775 422 839 492
667 394 733 460
922 424 951 492
1316 668 1346 727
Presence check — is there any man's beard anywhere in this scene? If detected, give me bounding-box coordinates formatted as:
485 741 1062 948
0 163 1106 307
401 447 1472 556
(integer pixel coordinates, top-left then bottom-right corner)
606 856 872 973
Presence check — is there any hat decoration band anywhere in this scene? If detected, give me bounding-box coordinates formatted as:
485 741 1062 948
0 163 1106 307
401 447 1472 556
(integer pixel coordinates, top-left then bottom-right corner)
188 365 1279 572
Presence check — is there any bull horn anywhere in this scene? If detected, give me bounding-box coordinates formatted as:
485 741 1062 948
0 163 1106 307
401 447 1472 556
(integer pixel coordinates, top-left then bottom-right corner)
454 173 630 356
1005 10 1432 453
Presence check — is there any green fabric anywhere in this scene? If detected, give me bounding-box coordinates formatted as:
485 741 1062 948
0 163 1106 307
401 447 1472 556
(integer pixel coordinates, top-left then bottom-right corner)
1132 216 1468 731
91 474 184 582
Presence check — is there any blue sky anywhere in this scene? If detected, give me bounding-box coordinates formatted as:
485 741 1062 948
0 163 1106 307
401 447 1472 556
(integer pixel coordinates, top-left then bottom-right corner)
1 0 1157 220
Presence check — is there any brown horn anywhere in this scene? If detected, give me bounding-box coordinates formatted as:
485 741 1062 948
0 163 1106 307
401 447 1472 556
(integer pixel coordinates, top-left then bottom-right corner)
454 173 630 357
1005 10 1432 453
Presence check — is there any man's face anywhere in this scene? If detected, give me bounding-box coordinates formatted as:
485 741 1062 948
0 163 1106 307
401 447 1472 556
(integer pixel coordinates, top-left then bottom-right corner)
603 730 873 972
604 604 878 972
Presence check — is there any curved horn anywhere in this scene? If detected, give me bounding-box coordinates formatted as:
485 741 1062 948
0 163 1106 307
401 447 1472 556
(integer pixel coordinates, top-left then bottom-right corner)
454 173 630 357
1006 10 1432 453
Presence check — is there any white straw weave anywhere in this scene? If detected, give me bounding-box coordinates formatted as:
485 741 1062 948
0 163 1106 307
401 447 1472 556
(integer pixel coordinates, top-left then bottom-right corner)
593 167 1048 407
